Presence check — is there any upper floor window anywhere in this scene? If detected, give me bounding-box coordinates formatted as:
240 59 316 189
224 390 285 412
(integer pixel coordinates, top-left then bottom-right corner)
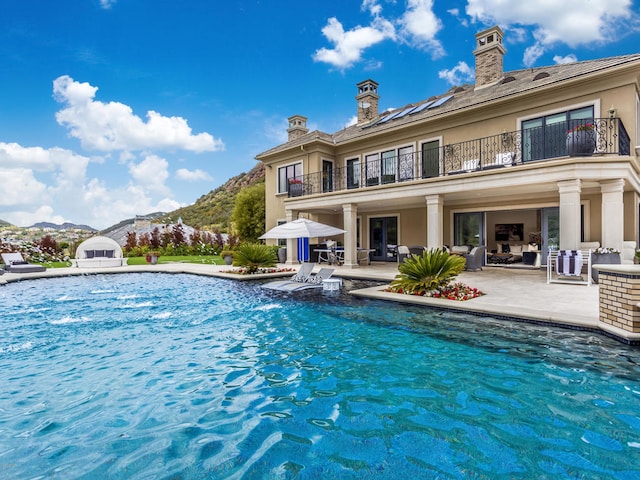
522 106 594 162
278 163 302 194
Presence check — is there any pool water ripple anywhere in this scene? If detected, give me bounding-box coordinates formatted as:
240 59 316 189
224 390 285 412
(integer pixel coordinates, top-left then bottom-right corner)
0 273 640 479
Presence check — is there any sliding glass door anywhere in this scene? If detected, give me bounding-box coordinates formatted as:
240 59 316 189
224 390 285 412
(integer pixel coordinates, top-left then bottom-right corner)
453 212 485 248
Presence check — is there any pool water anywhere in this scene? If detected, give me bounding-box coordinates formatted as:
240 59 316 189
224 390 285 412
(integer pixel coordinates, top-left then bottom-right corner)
1 273 640 479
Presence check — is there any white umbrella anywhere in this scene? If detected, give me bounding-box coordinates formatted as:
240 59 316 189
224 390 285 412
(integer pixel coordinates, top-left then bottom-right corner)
259 218 346 239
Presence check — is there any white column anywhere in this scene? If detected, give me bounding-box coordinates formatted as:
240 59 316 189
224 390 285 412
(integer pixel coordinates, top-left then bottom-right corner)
558 179 582 250
601 179 625 251
342 203 359 269
285 209 296 265
425 194 443 250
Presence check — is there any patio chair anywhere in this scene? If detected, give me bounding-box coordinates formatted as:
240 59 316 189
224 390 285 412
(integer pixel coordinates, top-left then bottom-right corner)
408 246 425 256
463 246 486 271
279 268 335 291
397 245 411 263
1 252 47 273
261 262 315 290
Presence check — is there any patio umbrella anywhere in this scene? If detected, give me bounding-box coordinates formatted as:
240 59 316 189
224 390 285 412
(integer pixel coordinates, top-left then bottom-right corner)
259 218 346 239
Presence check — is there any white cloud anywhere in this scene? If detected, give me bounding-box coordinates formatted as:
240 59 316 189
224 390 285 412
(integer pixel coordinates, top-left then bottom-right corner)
53 75 224 153
438 61 475 85
175 168 213 182
100 0 117 9
553 54 578 65
523 42 546 67
0 141 188 229
0 167 48 207
313 16 395 70
345 115 358 128
128 154 170 195
465 0 635 64
398 0 444 57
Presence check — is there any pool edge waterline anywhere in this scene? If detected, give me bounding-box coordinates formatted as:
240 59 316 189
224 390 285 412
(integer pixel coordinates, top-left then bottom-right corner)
1 263 638 345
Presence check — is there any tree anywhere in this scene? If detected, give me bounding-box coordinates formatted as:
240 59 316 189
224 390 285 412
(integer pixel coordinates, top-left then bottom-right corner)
125 231 137 252
231 183 265 242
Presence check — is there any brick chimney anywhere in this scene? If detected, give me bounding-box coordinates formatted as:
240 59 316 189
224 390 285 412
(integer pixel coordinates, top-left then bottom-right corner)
356 79 379 125
287 115 308 141
473 26 506 89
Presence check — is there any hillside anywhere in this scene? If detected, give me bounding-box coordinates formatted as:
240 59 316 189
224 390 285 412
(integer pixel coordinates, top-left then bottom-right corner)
29 221 96 231
160 162 265 231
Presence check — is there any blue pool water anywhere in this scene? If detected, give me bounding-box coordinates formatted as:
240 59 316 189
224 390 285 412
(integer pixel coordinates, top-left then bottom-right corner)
1 273 640 479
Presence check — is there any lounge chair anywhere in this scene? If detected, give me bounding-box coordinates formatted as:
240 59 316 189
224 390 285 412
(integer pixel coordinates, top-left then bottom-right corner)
261 262 315 290
1 252 47 273
277 268 335 292
463 246 485 271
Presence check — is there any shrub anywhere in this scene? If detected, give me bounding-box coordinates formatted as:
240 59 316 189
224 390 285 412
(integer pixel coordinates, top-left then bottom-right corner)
390 248 465 295
232 243 277 274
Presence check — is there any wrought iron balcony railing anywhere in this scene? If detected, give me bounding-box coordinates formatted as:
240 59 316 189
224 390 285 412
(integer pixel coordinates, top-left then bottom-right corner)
287 117 630 198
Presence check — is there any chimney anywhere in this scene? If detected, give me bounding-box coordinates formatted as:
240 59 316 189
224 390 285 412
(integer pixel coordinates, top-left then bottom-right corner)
287 115 308 141
473 26 506 89
356 79 379 125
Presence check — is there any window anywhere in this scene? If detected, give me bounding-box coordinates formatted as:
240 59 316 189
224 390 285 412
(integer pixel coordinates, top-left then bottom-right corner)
421 140 440 178
522 106 594 162
278 163 302 193
346 158 360 189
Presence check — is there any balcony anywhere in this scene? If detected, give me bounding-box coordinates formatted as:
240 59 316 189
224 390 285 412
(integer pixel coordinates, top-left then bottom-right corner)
288 118 630 198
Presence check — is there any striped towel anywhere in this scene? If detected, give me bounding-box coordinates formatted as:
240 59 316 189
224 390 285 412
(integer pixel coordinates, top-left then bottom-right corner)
556 250 583 276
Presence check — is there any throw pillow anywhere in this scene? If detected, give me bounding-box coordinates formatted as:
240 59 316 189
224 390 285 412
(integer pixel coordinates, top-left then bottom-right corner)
501 243 510 253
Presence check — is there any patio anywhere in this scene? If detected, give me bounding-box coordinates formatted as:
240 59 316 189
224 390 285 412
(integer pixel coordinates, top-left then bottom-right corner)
329 261 599 329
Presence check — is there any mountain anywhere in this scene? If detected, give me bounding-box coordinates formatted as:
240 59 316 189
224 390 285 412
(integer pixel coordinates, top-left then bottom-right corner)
159 162 265 231
0 219 12 227
29 221 96 231
99 212 166 236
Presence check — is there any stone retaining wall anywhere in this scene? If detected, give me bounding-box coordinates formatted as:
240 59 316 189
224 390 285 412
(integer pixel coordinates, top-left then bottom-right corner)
596 265 640 333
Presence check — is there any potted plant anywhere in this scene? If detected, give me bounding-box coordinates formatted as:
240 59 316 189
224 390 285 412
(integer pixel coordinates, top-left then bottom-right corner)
591 247 621 283
288 178 304 197
220 250 234 265
566 123 596 157
145 251 160 265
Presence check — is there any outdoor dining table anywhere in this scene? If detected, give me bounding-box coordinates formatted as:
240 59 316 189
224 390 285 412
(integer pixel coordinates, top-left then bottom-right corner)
314 249 340 265
315 248 375 265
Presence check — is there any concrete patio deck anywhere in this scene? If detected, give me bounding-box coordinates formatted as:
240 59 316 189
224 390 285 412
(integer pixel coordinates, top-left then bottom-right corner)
0 261 636 344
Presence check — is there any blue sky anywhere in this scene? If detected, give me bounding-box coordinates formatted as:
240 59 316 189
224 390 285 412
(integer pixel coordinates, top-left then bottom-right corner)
1 0 638 229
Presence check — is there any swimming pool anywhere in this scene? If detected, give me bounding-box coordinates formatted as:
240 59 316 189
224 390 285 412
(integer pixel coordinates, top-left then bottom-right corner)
1 273 639 479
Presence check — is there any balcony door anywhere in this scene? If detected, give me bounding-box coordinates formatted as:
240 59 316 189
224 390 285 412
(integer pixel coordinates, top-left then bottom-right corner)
522 106 594 162
421 140 440 178
322 160 333 192
369 216 398 262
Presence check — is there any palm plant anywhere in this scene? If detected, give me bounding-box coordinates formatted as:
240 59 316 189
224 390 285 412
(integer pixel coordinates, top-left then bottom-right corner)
390 248 466 295
232 243 277 273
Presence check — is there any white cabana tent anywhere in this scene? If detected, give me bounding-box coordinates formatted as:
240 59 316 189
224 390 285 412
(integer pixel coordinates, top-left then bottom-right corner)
75 235 126 268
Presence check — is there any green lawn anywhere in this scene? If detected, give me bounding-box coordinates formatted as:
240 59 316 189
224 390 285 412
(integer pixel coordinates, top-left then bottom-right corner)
125 255 224 266
37 255 225 268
